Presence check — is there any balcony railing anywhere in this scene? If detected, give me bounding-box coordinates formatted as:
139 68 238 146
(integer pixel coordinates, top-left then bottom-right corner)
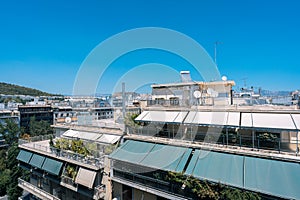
61 176 78 189
19 140 105 168
18 178 60 200
19 134 55 145
113 170 189 199
129 127 299 156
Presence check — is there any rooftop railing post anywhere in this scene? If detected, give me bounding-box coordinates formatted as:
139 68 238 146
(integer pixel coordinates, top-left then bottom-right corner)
147 126 149 136
172 124 175 139
252 129 255 150
278 138 281 153
191 126 193 141
297 131 299 156
239 133 242 147
226 128 228 146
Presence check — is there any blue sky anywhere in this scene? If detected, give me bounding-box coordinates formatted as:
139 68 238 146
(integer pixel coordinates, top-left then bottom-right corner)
0 0 299 94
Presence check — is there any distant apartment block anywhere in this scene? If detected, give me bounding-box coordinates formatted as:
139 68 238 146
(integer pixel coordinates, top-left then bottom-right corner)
53 106 77 125
150 80 235 107
18 105 53 133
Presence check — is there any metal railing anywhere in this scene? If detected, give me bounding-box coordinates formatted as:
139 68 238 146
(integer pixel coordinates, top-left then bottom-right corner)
19 134 55 144
19 141 105 168
61 176 78 188
130 127 299 155
18 178 60 200
113 170 190 199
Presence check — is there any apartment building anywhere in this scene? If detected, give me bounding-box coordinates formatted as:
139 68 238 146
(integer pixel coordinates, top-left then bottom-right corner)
17 123 123 200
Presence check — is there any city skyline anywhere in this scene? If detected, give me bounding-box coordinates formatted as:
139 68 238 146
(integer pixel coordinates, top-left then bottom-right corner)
1 0 300 94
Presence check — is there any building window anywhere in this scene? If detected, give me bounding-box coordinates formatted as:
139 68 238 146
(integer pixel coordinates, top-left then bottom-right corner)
122 184 132 200
169 97 179 105
43 178 49 185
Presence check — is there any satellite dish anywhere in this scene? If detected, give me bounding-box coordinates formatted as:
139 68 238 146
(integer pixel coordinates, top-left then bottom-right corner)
65 117 72 124
221 76 227 81
193 90 201 98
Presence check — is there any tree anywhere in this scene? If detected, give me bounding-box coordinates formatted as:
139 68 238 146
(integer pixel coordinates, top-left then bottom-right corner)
0 143 23 199
0 120 24 199
29 117 53 136
124 113 140 127
0 169 10 196
0 150 6 171
6 143 23 200
0 119 20 146
166 171 261 200
7 143 19 169
7 165 23 200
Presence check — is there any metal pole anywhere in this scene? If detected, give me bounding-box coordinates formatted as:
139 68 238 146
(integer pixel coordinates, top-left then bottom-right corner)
239 129 242 147
172 124 174 139
252 129 255 149
226 128 228 146
297 131 299 156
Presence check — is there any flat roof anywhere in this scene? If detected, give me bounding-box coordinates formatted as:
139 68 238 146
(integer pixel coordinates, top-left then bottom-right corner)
18 105 52 108
151 80 235 88
52 122 123 136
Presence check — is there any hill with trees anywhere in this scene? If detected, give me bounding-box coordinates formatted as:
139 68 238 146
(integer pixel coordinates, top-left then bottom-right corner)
0 82 57 96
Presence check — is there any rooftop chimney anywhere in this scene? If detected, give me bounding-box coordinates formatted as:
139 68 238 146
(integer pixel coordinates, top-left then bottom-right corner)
180 71 192 83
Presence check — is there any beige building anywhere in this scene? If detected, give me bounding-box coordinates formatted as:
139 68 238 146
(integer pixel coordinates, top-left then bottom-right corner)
150 80 235 107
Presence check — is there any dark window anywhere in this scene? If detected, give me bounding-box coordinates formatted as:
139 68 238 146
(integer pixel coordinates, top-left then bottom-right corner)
122 184 132 200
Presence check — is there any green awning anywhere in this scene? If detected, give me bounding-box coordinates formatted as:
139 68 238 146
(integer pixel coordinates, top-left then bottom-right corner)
175 148 192 172
110 140 155 163
110 140 192 172
185 150 244 188
42 158 63 176
17 150 33 163
185 150 300 199
245 157 300 199
29 154 46 169
140 144 191 172
111 139 300 199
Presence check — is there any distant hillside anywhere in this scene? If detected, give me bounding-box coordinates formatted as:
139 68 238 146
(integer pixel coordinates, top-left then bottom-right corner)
0 82 57 96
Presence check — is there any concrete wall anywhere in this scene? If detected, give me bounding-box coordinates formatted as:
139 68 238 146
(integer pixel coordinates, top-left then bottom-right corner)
112 182 158 200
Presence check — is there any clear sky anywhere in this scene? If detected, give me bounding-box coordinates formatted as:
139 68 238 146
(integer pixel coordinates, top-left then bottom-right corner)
0 0 299 95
